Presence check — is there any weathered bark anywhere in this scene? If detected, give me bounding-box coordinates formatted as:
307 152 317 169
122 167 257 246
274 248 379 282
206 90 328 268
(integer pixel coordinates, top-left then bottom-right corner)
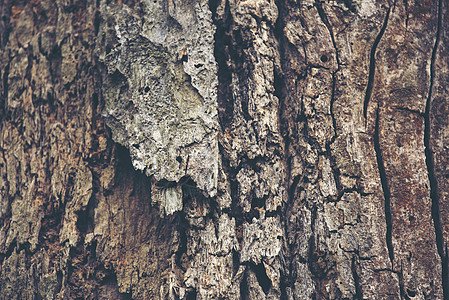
0 0 448 299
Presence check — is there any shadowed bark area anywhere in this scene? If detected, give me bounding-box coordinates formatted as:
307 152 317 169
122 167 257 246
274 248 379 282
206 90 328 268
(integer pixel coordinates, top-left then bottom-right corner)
0 0 448 299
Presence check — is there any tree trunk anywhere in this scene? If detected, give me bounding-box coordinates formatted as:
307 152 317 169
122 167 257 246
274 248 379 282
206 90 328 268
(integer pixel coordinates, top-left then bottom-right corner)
0 0 448 299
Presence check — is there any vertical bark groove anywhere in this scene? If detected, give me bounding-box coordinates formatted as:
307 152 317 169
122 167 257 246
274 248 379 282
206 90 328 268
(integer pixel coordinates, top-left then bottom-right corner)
1 60 8 115
374 105 394 267
363 5 391 121
425 0 447 296
351 256 362 300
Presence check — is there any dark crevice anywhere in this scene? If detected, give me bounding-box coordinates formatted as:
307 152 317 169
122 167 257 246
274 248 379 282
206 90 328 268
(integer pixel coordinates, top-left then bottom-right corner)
174 211 188 271
251 194 268 210
240 268 248 300
25 50 34 86
372 268 396 273
274 64 285 136
425 0 447 297
92 92 99 112
186 288 197 300
210 0 235 129
76 195 95 234
209 0 247 253
308 233 334 283
351 256 363 299
266 205 283 218
243 208 260 222
120 292 132 300
363 6 391 121
333 188 359 203
210 0 252 124
55 270 63 297
1 2 12 47
398 267 411 300
0 238 16 265
393 106 424 116
1 59 9 114
329 73 338 142
280 271 291 300
94 10 101 36
326 72 344 199
272 3 297 292
38 193 63 263
406 288 417 298
311 204 318 234
373 105 394 267
288 175 302 203
252 262 272 294
233 249 240 275
315 0 342 185
94 266 132 300
403 0 409 28
312 0 343 190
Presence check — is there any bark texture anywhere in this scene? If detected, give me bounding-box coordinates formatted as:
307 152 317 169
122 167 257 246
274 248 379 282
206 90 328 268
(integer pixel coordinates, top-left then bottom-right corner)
0 0 448 299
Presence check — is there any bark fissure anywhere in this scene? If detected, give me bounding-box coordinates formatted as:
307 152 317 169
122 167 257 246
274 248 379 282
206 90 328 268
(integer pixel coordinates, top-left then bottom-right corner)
252 262 272 294
425 0 447 296
1 60 9 114
363 6 391 120
0 238 15 266
316 0 346 210
274 6 299 293
210 0 234 130
327 72 343 202
393 106 424 116
351 256 363 299
329 73 337 141
240 268 249 300
175 212 189 272
314 0 340 68
374 105 394 267
402 0 409 28
398 268 412 300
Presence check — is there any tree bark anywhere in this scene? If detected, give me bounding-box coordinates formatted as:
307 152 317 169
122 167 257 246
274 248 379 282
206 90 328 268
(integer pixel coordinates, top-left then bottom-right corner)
0 0 448 299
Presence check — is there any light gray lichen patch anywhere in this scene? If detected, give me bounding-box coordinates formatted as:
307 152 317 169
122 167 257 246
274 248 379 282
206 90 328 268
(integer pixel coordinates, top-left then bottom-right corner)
151 182 183 215
97 0 219 213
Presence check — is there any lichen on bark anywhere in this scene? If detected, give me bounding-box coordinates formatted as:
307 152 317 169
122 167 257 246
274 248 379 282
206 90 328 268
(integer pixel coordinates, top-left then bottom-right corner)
98 0 219 213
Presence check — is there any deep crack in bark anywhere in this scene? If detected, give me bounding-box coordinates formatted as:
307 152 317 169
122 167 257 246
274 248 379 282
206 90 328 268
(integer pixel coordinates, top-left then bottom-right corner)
1 60 9 114
330 73 338 142
315 0 343 206
402 0 409 28
425 0 447 296
363 6 391 121
351 256 363 299
373 104 394 267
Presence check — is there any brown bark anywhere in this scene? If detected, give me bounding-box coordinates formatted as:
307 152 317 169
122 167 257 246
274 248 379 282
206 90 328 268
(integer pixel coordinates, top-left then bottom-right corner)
0 0 448 299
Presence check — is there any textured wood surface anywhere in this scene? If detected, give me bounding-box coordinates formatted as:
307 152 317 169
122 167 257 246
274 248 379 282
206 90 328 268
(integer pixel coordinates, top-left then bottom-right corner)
0 0 447 299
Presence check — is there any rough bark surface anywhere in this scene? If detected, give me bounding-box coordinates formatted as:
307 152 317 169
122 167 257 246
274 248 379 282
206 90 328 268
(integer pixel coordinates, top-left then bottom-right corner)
0 0 448 299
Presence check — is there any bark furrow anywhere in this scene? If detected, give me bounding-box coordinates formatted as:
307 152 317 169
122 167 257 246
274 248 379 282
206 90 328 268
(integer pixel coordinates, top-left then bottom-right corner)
374 105 394 267
425 0 447 296
363 5 391 121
